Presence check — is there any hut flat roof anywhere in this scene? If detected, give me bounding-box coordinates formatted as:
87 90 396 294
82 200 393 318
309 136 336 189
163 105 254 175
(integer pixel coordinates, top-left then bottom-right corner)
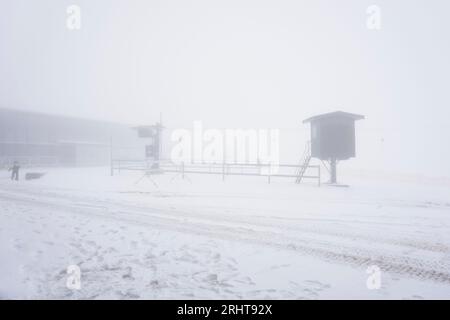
303 111 365 124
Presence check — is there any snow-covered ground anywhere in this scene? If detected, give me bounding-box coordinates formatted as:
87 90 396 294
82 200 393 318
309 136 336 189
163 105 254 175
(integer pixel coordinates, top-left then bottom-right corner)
0 167 449 299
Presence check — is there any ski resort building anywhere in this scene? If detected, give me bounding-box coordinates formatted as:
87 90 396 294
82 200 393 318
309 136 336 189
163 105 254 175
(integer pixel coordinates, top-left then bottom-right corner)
0 108 145 168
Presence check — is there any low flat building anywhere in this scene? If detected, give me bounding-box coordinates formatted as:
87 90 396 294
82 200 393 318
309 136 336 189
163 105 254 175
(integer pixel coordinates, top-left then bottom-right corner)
0 108 146 167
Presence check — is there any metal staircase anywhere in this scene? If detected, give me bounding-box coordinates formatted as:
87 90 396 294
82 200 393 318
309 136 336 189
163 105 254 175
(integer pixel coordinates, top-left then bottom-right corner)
295 141 312 184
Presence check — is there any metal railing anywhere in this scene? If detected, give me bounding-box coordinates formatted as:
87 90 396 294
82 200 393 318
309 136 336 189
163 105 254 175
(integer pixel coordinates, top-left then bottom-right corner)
111 159 321 186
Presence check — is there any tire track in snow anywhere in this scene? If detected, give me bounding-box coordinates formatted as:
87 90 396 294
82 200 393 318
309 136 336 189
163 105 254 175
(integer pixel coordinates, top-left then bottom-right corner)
2 187 449 254
1 190 450 285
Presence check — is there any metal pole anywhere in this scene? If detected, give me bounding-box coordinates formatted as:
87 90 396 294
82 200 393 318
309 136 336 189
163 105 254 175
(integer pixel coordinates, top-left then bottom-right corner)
159 112 163 167
110 136 114 176
318 165 321 187
182 162 185 179
330 158 337 184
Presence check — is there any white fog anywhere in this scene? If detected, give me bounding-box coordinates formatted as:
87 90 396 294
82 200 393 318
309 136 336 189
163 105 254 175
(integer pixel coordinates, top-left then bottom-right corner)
0 0 449 301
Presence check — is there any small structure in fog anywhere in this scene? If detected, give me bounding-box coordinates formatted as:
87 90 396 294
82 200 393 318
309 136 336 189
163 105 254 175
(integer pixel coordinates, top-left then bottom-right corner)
133 123 164 170
302 111 364 184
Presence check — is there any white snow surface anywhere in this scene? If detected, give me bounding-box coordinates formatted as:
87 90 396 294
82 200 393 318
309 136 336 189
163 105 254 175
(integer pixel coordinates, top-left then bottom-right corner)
0 167 450 299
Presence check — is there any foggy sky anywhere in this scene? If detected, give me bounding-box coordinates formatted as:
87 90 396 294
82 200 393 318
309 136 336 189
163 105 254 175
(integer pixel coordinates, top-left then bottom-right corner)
1 0 449 177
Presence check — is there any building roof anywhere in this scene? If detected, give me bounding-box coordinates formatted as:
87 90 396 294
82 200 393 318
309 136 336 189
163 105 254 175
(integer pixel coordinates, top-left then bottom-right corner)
132 123 164 131
303 111 365 124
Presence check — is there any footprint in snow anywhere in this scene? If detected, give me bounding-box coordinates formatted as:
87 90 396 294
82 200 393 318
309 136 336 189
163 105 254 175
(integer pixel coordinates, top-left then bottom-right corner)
270 264 290 270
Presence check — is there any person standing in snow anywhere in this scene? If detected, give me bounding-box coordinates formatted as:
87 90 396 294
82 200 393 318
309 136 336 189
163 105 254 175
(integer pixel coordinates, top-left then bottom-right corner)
9 161 20 181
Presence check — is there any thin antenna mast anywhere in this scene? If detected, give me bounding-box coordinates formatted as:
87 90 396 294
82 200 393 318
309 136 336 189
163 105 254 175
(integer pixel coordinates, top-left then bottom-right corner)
159 112 163 161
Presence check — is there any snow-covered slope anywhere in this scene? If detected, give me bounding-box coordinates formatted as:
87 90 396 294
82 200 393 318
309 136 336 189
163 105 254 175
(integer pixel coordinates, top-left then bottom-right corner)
0 167 449 299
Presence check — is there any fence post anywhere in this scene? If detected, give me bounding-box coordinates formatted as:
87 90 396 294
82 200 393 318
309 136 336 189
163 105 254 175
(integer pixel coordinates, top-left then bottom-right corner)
318 165 321 187
110 136 114 176
182 162 185 180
